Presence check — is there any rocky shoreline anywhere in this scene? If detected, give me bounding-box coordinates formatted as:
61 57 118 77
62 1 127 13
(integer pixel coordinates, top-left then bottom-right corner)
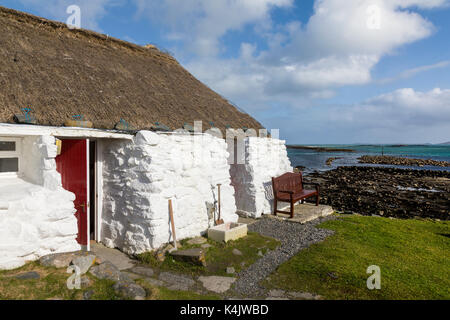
358 155 450 167
303 166 449 220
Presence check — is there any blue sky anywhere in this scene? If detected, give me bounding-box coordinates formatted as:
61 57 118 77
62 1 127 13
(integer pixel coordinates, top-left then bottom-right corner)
2 0 450 144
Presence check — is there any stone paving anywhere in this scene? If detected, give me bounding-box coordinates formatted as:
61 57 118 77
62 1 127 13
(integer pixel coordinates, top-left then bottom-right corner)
269 203 334 224
90 243 135 270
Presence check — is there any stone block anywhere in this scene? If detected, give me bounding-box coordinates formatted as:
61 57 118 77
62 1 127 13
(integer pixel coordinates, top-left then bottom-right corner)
170 248 206 266
208 223 248 243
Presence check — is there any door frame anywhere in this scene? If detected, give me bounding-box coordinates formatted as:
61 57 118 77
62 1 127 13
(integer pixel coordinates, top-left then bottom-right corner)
56 137 104 252
86 139 90 251
94 139 104 243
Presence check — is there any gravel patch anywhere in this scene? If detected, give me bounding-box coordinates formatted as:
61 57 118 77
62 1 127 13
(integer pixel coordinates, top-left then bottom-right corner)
233 216 335 297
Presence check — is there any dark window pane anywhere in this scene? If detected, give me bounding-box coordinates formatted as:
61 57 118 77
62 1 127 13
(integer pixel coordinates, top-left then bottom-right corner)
0 158 19 173
0 141 16 151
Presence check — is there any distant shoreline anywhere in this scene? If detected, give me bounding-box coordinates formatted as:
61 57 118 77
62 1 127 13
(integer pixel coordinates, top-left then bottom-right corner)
358 155 450 168
286 145 355 152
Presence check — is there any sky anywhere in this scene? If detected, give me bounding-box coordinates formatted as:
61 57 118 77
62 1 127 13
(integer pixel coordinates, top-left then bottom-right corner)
2 0 450 144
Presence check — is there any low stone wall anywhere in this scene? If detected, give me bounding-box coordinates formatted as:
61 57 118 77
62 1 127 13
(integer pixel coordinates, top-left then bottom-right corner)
101 131 238 255
229 137 293 218
0 136 80 270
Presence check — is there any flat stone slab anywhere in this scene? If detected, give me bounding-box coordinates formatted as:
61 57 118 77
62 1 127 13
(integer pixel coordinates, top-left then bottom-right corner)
89 261 122 281
39 252 79 268
268 289 285 297
144 278 165 287
198 276 236 293
159 272 195 291
14 271 40 280
288 291 322 300
90 243 135 270
269 203 334 224
120 271 142 281
113 281 146 300
170 248 206 266
238 216 258 225
129 266 154 278
187 237 207 245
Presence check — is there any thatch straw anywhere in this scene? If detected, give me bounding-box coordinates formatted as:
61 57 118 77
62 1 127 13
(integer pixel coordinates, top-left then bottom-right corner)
0 6 263 132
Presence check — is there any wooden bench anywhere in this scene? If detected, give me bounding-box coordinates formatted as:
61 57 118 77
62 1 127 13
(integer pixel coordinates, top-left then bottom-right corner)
272 172 320 218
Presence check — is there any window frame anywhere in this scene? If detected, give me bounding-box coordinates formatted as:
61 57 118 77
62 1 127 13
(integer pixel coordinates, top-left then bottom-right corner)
0 137 23 177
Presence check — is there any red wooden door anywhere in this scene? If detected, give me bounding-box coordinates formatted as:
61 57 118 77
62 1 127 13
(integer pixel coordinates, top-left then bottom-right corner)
56 139 89 246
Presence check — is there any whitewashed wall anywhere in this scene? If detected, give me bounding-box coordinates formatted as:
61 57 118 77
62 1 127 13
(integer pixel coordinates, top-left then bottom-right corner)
0 136 80 270
229 137 293 218
101 131 238 255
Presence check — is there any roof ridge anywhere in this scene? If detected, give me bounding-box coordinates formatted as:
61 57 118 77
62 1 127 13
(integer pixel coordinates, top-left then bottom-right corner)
0 5 177 64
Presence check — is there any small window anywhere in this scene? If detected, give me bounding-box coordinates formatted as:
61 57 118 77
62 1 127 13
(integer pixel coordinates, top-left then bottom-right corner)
0 141 15 152
0 158 19 173
0 138 21 175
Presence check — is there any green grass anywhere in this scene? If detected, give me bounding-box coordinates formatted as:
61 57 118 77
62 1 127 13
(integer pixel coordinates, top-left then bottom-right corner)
265 215 450 300
0 262 119 300
138 232 280 277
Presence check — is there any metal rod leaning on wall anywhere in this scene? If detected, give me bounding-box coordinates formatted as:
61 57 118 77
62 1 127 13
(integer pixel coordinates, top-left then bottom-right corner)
215 184 224 225
169 199 177 250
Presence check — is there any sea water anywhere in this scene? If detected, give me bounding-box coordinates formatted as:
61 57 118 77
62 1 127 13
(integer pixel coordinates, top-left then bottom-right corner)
287 144 450 173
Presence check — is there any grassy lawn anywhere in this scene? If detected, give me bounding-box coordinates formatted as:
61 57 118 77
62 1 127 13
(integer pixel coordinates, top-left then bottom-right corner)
0 262 119 300
138 232 280 277
265 215 450 300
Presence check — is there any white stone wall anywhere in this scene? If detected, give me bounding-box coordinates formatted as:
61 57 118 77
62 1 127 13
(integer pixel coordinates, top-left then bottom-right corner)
101 131 238 255
229 137 293 218
0 136 80 270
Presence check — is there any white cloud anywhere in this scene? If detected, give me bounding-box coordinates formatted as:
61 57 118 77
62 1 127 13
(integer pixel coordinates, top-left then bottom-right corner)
328 88 450 131
270 87 450 144
134 0 293 56
157 0 447 109
378 60 450 84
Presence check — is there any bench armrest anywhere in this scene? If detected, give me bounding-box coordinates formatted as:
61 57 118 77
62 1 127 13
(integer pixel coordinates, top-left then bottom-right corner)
278 190 294 195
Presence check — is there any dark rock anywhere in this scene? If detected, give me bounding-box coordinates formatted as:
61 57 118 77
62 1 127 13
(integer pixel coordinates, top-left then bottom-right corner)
170 248 206 266
39 252 78 268
113 281 146 300
83 290 94 300
89 262 121 281
80 276 93 288
358 155 450 168
304 167 450 220
14 271 40 280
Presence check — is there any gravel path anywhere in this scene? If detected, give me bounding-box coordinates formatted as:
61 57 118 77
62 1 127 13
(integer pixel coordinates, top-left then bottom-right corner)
233 216 336 297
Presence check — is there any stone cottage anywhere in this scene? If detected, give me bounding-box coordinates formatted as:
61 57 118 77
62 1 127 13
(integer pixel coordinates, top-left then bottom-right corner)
0 6 292 269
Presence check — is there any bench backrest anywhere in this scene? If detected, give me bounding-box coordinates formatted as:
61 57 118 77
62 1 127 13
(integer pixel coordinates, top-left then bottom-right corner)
272 172 303 196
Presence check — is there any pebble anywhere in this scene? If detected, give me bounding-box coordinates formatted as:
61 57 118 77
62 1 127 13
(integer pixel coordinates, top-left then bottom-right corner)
232 249 243 256
226 267 235 274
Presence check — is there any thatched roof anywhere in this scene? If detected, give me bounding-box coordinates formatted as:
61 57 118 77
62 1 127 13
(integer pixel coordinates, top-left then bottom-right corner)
0 6 263 132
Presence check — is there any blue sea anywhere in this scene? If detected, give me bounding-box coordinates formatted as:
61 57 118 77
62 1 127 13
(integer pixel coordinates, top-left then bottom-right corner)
287 144 450 173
